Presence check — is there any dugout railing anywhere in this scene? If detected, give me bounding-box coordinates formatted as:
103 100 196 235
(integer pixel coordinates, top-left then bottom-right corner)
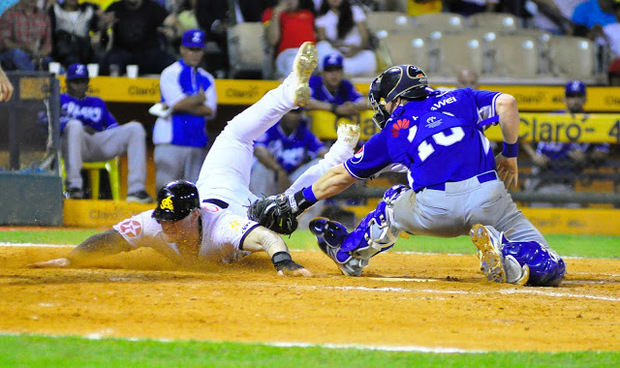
0 71 63 225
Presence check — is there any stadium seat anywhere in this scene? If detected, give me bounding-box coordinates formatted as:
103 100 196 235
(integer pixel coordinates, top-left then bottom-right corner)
61 157 121 200
432 33 484 77
468 12 519 32
548 36 596 79
366 11 413 34
487 35 540 78
513 29 552 74
413 12 466 33
376 32 430 70
227 22 265 78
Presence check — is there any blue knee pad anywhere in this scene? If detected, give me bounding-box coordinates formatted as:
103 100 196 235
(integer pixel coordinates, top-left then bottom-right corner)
502 241 566 286
338 185 408 259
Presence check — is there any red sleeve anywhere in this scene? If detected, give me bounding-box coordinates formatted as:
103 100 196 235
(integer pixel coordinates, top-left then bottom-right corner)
0 10 13 49
41 15 52 54
262 7 273 24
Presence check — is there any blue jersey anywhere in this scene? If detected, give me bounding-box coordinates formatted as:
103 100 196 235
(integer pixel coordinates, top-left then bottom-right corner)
60 93 118 133
309 75 363 104
154 59 217 148
344 88 500 191
255 121 326 174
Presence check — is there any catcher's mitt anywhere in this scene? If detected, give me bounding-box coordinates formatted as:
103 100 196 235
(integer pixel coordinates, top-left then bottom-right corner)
247 194 298 235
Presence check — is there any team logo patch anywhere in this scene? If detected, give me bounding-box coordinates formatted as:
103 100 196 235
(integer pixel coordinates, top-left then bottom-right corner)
119 220 142 238
391 118 410 137
202 203 220 213
350 146 365 164
230 220 241 231
425 116 443 128
160 195 174 210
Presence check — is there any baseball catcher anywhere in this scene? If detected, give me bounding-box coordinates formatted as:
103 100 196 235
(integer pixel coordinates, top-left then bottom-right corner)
248 64 566 287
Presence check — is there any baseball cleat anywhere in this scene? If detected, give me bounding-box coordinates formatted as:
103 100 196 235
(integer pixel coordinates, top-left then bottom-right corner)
470 224 506 283
309 217 365 276
336 122 361 150
286 41 317 107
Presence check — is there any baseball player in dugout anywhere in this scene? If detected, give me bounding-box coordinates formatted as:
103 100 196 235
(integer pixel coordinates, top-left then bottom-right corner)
248 64 567 286
153 29 217 191
305 53 370 118
521 80 609 207
60 63 152 203
30 42 361 276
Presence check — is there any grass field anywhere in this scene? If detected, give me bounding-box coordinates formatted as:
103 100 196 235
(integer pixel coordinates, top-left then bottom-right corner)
1 228 619 258
0 335 618 368
1 227 618 367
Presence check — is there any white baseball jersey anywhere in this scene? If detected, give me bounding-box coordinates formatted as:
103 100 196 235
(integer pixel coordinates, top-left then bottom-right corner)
113 205 255 264
112 77 354 266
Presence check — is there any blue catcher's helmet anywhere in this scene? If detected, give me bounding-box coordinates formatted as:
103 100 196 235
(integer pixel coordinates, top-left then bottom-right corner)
368 65 429 129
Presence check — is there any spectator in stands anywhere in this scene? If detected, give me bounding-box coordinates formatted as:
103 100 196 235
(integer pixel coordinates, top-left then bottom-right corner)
571 0 616 38
529 0 582 35
609 57 620 85
315 0 376 77
175 0 199 34
455 69 479 89
100 0 176 75
0 0 52 71
263 0 317 78
48 0 101 68
193 0 275 77
61 63 152 203
0 65 13 102
306 53 369 118
522 80 609 207
250 108 327 196
602 0 620 59
152 30 216 191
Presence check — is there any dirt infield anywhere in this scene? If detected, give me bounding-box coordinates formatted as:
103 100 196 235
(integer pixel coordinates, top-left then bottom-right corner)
1 245 618 352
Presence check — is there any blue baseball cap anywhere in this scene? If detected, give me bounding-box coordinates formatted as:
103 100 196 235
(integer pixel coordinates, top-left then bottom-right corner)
66 63 89 80
565 80 586 96
182 29 205 48
323 53 343 70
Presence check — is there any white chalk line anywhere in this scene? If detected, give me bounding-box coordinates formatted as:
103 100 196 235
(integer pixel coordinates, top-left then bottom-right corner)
2 243 618 301
1 242 614 261
1 242 615 259
275 284 620 302
0 331 480 354
0 242 72 248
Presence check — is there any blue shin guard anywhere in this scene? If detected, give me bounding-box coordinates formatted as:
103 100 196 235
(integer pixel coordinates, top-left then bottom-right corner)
501 241 566 286
338 185 408 260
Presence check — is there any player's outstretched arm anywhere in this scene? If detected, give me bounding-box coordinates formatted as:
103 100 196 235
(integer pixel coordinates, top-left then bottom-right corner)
28 229 133 268
248 164 357 234
495 93 520 189
241 226 312 277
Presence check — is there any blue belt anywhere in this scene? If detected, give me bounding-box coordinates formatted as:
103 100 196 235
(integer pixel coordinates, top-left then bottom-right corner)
417 171 498 193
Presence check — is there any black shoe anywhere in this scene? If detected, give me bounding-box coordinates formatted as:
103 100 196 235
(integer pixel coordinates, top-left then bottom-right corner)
65 187 84 199
126 190 153 203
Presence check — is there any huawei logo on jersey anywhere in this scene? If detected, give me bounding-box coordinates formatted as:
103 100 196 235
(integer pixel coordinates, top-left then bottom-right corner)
118 220 142 238
391 119 410 137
